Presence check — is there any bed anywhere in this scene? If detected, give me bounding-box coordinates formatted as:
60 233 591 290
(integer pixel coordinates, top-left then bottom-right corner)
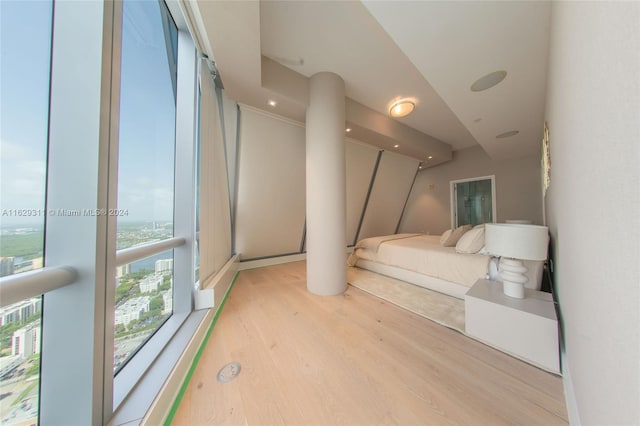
347 230 544 300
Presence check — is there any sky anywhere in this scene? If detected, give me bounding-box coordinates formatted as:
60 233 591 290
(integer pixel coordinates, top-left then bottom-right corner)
0 0 177 227
0 1 52 227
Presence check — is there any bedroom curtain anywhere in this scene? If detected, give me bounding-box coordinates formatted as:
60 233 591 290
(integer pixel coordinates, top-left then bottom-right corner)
198 58 232 288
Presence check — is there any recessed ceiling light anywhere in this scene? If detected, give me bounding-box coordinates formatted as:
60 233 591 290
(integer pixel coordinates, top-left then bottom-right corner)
345 128 352 132
471 70 507 92
418 165 423 170
428 156 433 159
393 144 399 148
268 99 277 107
389 100 415 118
496 130 520 139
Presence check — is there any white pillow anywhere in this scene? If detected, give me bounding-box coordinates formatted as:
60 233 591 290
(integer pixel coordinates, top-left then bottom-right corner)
441 224 472 247
455 226 485 254
439 229 452 245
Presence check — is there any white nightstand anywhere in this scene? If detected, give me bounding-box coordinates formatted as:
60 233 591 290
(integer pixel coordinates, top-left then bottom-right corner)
465 279 561 375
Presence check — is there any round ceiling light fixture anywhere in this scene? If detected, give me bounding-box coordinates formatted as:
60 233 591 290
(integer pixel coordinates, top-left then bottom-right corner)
389 99 415 118
471 70 507 92
496 130 520 139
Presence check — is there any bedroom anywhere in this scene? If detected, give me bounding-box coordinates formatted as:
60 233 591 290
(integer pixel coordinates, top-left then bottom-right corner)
174 1 639 424
0 1 637 425
182 1 637 424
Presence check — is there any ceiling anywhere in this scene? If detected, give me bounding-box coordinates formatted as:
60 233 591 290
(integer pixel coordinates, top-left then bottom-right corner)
190 0 551 164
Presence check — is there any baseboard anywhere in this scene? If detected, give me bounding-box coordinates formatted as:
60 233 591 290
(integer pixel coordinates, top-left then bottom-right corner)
561 349 582 425
238 247 354 271
142 255 240 425
238 253 307 270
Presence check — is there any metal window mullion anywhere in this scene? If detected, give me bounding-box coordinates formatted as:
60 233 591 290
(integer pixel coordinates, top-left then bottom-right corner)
160 1 178 102
353 150 382 245
231 104 241 255
101 1 124 419
395 164 421 234
172 30 198 316
216 86 235 259
40 1 117 424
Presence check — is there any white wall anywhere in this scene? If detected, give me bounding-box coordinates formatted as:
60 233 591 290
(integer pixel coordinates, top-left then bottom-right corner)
235 106 307 259
199 67 232 285
358 151 418 239
345 141 379 245
544 2 640 424
234 108 419 259
220 89 239 213
400 146 543 234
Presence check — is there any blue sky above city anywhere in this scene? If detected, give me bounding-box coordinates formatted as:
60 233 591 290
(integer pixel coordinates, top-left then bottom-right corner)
0 0 177 227
0 1 51 227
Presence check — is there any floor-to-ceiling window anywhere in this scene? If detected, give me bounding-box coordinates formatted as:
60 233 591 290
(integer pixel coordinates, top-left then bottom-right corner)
0 1 53 423
0 1 202 423
113 0 178 375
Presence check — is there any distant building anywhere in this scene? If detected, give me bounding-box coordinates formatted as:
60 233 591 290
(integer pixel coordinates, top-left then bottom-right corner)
114 296 151 327
12 322 41 359
14 258 33 269
116 264 131 278
139 273 163 293
0 257 14 277
161 290 173 315
155 258 173 274
0 298 41 326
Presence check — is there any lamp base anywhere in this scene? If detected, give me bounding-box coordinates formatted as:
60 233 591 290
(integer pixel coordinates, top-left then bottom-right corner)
502 280 525 298
499 258 528 299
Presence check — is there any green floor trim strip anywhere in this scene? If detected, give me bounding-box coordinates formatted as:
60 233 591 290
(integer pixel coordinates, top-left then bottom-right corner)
163 271 240 426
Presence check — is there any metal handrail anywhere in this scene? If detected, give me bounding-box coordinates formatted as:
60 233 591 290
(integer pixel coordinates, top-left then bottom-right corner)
0 237 186 309
0 266 78 308
116 237 186 267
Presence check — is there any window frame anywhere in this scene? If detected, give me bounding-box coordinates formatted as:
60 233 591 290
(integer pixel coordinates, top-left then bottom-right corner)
450 175 497 228
112 18 198 412
33 1 199 424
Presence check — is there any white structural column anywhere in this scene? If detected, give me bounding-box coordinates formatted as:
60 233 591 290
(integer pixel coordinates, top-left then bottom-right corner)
306 72 347 295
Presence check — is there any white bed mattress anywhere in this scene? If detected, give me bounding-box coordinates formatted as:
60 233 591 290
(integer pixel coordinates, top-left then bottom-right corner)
349 233 544 298
351 234 490 287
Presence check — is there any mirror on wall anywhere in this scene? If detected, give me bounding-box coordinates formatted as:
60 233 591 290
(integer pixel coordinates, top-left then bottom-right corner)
450 176 496 227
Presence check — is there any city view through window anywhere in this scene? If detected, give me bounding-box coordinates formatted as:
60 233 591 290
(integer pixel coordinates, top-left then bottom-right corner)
1 0 180 423
0 0 51 423
113 243 174 373
113 0 178 373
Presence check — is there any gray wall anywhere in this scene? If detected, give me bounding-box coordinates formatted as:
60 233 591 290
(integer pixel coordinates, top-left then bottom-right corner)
399 145 543 235
544 2 639 424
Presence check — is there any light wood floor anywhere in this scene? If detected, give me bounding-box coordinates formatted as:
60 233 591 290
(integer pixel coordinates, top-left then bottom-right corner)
172 261 568 425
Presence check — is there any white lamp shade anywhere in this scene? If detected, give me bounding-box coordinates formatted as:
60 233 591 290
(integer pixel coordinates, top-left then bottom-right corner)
484 224 549 261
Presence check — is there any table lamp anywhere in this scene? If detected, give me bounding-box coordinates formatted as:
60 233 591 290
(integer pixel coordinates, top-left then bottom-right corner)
484 224 549 298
